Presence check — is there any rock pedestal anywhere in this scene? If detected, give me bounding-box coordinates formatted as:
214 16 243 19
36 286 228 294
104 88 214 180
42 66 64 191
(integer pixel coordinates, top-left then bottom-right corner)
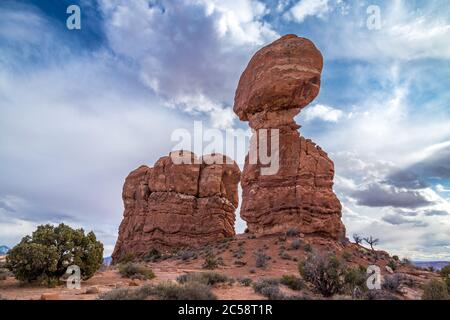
112 152 241 262
234 34 346 240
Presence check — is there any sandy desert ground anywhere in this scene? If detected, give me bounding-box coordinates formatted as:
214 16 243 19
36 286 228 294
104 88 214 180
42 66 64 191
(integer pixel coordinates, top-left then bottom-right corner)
0 234 437 300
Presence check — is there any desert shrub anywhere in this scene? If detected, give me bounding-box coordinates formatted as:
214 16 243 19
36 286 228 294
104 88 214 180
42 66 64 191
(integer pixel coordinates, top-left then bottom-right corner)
144 249 161 262
382 274 403 293
177 272 230 286
100 287 134 300
216 243 227 251
392 255 399 261
180 250 197 261
220 237 233 244
253 278 279 288
99 285 153 300
290 239 301 250
233 247 245 259
440 265 450 290
401 258 412 266
422 279 449 300
253 278 282 300
344 266 367 295
280 275 304 291
118 252 135 264
279 251 292 261
387 260 397 271
286 228 299 237
299 253 346 297
304 243 313 253
214 255 224 266
283 294 312 300
234 260 247 267
249 268 256 274
202 253 219 270
342 251 352 261
253 278 309 300
254 251 270 269
238 277 253 286
363 289 399 300
6 223 103 286
402 275 416 288
100 281 217 300
118 263 155 280
260 286 283 300
38 275 60 288
154 281 217 300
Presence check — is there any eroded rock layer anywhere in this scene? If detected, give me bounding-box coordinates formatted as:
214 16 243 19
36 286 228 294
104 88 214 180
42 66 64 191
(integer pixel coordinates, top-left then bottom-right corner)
112 152 241 262
235 34 346 240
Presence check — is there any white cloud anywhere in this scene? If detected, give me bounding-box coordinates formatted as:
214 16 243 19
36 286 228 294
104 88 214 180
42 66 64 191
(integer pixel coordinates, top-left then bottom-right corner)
313 69 450 168
164 93 236 129
332 146 450 260
210 107 237 130
276 1 450 61
407 141 450 167
382 214 428 227
276 0 290 13
285 0 330 22
99 0 278 128
199 0 277 45
300 0 450 61
0 29 196 255
0 218 36 246
382 17 450 60
436 184 450 193
302 104 343 122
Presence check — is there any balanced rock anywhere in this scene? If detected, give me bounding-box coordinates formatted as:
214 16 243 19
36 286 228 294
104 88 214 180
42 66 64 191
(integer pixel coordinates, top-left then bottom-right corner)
235 34 346 240
112 151 241 262
234 34 323 130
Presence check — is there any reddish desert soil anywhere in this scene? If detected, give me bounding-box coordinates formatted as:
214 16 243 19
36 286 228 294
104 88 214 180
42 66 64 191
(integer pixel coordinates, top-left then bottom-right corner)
0 234 437 300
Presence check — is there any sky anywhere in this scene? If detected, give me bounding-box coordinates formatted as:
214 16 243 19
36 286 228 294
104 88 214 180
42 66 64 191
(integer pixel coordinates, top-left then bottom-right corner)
0 0 449 260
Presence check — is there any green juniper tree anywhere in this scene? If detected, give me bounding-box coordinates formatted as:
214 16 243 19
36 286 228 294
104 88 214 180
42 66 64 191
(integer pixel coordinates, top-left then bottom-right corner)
6 223 103 286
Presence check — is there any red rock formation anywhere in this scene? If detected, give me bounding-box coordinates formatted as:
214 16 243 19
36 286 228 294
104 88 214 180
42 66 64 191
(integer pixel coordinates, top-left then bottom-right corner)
234 34 323 130
235 34 346 240
112 151 241 262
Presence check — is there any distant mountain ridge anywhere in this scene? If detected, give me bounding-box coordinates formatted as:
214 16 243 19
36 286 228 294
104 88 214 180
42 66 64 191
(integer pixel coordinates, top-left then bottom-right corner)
413 261 450 271
0 245 10 255
103 256 112 266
